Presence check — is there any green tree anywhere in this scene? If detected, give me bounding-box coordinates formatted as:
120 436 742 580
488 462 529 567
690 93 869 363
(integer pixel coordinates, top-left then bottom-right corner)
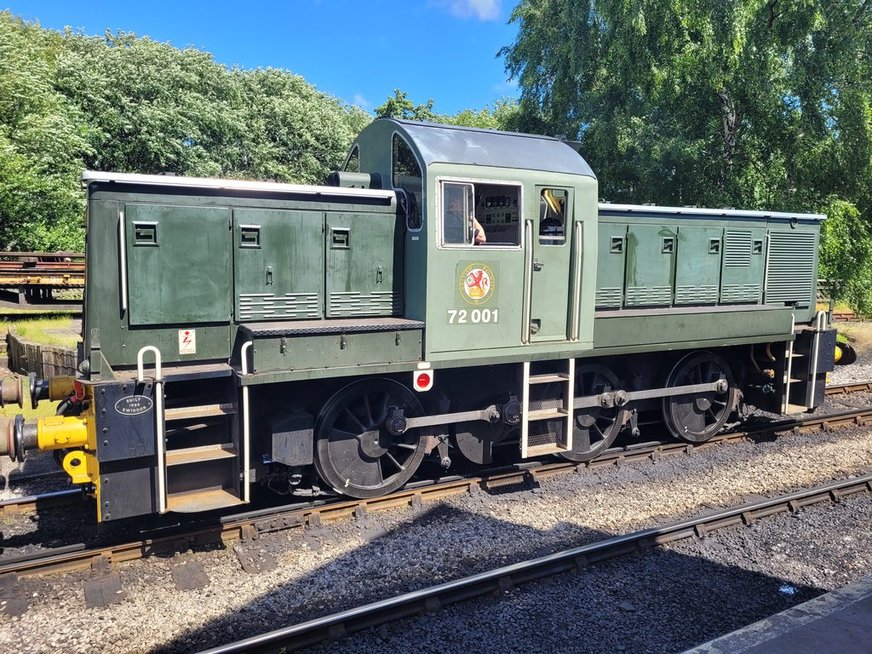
238 68 371 184
818 198 872 314
55 34 370 183
55 30 247 177
449 99 521 130
0 13 91 250
502 0 872 212
375 90 438 122
0 12 374 251
376 89 520 130
503 0 872 311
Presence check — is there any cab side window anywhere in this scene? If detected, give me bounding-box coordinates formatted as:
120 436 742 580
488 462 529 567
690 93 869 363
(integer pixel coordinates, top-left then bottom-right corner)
393 134 423 230
442 182 474 245
440 180 521 247
343 145 360 172
539 188 568 245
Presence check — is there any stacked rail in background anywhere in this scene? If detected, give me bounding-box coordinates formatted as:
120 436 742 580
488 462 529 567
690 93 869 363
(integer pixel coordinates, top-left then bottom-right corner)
0 252 84 307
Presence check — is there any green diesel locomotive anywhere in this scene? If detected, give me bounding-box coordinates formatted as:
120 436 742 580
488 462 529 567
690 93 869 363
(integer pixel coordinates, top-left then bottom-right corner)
0 118 837 522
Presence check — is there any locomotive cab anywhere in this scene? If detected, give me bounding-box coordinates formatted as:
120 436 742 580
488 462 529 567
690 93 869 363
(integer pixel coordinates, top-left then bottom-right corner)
348 119 600 360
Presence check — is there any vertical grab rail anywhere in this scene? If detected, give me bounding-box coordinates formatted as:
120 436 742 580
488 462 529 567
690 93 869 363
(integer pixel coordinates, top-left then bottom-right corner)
569 220 583 342
565 357 575 451
137 346 165 513
522 220 534 344
118 209 128 313
808 310 827 409
783 313 796 415
240 341 253 503
521 360 531 458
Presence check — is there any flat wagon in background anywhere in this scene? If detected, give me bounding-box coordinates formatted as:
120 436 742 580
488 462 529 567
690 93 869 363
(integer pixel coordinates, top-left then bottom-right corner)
0 251 84 306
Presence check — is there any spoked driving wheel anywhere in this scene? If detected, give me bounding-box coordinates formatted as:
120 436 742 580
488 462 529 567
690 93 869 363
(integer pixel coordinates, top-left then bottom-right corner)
314 378 428 498
662 352 738 443
559 364 627 463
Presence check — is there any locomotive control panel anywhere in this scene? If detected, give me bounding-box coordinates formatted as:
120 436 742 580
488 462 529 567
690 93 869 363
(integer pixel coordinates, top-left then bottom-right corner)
476 183 520 244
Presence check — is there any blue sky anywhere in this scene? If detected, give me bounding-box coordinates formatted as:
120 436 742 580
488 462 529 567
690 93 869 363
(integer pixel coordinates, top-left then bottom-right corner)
4 0 521 115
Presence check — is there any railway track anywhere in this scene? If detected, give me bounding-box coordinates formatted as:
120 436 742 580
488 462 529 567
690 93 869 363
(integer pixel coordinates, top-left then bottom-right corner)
200 473 872 654
822 380 872 395
1 384 871 580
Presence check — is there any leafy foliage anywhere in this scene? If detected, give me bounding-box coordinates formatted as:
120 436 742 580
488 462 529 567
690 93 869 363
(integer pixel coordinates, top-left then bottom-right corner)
236 69 371 184
0 12 372 250
819 199 872 315
503 0 872 309
0 15 91 251
504 0 872 207
375 90 438 122
375 89 519 130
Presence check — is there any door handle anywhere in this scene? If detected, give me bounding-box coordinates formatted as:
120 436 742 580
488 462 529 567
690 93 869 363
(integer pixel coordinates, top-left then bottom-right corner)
533 258 544 271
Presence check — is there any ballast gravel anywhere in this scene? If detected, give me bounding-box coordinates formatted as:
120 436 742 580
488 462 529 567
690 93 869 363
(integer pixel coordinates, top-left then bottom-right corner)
0 407 869 654
829 357 872 386
314 493 872 654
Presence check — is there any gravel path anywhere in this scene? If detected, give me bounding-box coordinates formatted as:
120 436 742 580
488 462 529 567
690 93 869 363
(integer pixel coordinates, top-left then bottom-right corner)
0 413 868 653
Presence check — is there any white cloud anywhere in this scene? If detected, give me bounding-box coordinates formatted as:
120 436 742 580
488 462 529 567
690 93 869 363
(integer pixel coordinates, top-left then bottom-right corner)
352 93 371 109
431 0 502 21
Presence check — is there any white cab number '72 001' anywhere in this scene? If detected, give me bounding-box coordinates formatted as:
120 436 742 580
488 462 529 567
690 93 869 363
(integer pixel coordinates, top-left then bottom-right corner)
448 308 500 324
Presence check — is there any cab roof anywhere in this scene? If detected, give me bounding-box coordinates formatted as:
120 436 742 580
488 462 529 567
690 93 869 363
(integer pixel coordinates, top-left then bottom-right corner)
380 118 596 179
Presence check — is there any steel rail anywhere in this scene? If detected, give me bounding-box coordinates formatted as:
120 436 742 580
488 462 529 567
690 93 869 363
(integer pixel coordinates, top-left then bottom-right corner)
197 474 872 654
1 385 871 576
0 488 82 516
825 381 872 395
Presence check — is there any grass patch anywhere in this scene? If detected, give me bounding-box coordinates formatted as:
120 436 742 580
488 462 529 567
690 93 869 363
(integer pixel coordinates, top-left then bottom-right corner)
2 314 80 349
816 301 854 313
0 307 80 316
1 315 78 419
833 321 872 355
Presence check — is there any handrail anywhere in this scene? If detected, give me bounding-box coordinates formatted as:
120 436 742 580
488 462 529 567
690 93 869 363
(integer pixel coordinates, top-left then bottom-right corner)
137 346 166 513
808 310 827 408
565 357 575 451
522 220 534 344
783 313 796 415
569 220 583 341
521 361 530 458
136 345 162 382
240 341 253 503
118 210 128 313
